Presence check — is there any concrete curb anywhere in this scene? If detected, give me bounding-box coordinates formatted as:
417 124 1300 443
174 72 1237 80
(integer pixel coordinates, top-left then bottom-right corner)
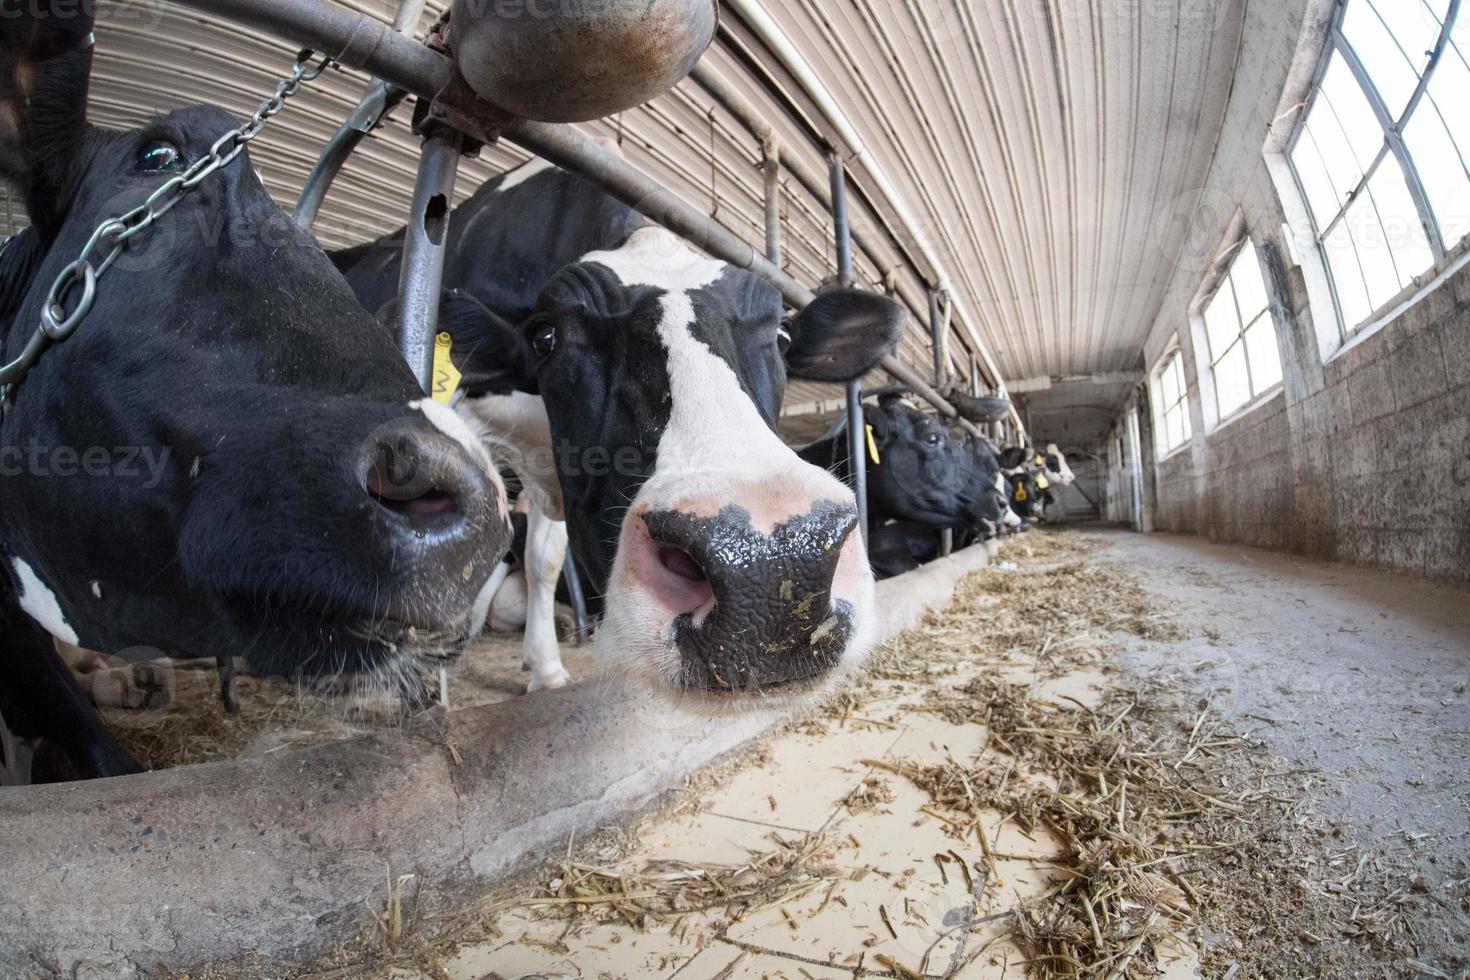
0 544 993 976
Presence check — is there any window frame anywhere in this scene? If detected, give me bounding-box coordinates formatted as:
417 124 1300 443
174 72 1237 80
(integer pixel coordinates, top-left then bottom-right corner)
1284 0 1467 340
1199 239 1284 422
1152 346 1193 460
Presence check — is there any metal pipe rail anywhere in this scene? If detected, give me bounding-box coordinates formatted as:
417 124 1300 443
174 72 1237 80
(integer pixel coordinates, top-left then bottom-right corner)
166 0 981 433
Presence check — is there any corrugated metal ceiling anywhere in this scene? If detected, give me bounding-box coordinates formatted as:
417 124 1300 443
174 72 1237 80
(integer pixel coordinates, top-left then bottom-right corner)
1 0 1247 436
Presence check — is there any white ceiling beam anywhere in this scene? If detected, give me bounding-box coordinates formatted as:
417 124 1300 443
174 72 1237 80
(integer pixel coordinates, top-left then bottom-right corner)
1005 372 1144 394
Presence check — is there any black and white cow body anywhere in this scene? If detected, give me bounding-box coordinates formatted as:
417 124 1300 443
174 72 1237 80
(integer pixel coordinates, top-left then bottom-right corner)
0 12 510 779
334 162 905 704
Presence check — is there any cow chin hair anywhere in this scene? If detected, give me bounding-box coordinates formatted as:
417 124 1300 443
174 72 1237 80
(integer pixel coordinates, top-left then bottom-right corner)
590 601 876 723
595 640 858 725
303 622 465 718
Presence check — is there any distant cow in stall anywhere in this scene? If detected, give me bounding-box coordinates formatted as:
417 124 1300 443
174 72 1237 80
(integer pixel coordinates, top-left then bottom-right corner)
333 160 905 702
999 444 1075 523
800 395 1016 577
0 10 512 781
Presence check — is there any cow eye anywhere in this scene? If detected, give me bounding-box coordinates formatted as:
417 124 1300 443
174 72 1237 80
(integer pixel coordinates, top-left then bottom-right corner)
924 432 942 446
528 318 558 359
137 140 185 173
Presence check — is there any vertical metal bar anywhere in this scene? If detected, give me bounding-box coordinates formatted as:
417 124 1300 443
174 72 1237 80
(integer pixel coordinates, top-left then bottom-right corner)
927 291 948 389
928 290 952 557
397 128 463 390
970 354 981 396
762 136 782 267
829 153 854 284
829 152 867 545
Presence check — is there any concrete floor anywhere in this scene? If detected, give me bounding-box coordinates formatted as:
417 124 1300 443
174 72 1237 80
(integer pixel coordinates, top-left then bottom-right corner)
1098 529 1470 851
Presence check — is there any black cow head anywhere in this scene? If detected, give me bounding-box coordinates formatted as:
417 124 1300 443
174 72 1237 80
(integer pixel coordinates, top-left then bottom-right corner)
864 396 1009 535
444 225 904 706
0 13 509 698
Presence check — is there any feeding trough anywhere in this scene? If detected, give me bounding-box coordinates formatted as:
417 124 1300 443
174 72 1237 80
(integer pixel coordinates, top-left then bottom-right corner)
446 0 718 123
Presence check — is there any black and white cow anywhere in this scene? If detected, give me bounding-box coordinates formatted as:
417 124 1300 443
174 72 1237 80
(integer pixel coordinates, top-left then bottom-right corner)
0 10 510 779
999 444 1075 523
799 395 1016 574
1042 443 1077 486
334 160 905 704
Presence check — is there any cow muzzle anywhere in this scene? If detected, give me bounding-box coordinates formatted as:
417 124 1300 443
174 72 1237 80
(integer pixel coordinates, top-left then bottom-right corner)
608 489 874 698
355 418 510 627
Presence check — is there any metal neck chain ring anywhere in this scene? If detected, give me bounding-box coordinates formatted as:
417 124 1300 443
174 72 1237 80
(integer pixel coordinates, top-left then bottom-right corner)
0 48 334 411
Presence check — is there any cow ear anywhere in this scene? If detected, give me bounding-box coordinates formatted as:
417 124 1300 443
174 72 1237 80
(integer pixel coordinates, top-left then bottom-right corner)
438 290 539 395
783 288 905 382
0 1 96 235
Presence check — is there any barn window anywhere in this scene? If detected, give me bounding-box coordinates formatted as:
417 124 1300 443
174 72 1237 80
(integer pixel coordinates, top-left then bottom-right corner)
1286 0 1468 339
1200 242 1284 420
1153 349 1192 457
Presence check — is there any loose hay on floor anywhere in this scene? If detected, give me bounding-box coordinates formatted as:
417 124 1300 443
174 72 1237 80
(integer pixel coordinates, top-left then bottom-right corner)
282 530 1457 979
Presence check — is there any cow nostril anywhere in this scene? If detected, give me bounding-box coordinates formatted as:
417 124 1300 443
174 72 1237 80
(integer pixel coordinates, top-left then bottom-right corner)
657 546 707 584
366 465 462 525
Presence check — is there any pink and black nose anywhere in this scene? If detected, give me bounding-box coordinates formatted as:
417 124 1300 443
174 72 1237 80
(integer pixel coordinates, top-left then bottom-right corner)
634 500 861 691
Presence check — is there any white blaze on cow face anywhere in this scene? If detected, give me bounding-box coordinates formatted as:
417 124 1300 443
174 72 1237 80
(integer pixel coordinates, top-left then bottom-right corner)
581 227 876 706
11 558 80 645
408 398 509 521
1045 443 1077 485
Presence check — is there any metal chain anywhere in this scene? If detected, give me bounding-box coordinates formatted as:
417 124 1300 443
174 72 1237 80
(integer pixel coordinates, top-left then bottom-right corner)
0 48 334 409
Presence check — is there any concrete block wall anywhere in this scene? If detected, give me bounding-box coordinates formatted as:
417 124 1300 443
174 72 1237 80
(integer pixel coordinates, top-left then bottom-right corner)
1134 0 1470 583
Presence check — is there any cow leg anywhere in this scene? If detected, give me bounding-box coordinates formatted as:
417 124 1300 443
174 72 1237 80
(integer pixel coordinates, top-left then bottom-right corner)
216 655 240 715
522 506 571 692
0 593 143 780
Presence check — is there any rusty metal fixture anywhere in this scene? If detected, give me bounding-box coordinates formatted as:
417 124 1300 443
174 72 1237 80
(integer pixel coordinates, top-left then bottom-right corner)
446 0 717 122
946 389 1012 426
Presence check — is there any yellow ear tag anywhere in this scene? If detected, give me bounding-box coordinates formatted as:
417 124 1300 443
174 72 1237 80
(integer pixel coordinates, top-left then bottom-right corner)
431 332 462 405
1014 484 1028 502
1034 455 1045 467
865 424 881 465
1036 474 1050 490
